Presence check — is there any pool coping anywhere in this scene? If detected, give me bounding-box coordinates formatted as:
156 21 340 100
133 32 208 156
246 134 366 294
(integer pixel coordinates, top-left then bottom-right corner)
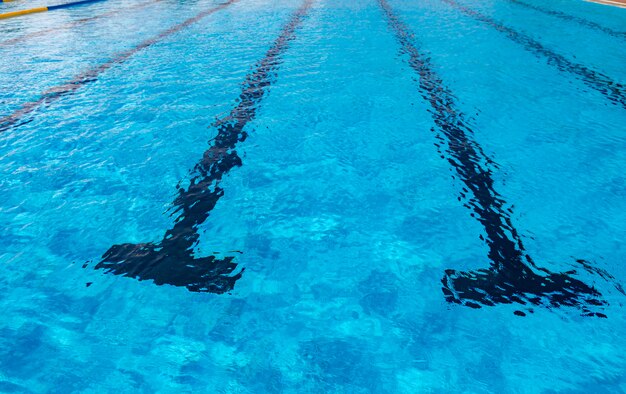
585 0 626 9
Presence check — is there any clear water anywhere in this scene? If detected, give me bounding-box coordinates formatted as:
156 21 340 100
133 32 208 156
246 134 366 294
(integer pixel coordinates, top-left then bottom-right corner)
1 0 625 391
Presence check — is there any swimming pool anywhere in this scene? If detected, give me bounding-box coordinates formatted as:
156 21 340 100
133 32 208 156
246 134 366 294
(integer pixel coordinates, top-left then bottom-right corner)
1 0 625 390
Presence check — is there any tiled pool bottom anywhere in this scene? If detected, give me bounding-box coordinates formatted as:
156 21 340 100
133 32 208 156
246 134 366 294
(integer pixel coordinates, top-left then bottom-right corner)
1 0 625 391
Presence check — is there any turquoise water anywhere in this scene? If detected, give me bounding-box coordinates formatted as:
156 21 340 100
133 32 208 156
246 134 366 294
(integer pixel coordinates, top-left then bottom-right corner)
1 0 626 391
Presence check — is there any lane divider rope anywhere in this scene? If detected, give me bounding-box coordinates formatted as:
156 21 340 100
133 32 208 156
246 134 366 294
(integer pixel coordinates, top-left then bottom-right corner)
0 0 105 20
0 0 163 47
0 6 47 18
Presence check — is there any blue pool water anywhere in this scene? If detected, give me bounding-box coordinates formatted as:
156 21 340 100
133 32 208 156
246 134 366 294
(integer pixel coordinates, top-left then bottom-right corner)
1 0 626 391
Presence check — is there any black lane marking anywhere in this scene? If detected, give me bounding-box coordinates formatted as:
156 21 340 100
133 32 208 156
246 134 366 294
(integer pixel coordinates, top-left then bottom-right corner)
507 0 626 40
0 0 239 134
441 0 626 111
378 0 609 316
94 0 314 293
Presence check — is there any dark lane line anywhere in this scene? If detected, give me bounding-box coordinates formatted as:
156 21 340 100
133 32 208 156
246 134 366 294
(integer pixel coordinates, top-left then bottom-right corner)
378 0 608 316
0 0 164 48
441 0 626 111
0 0 239 133
507 0 626 40
94 0 314 293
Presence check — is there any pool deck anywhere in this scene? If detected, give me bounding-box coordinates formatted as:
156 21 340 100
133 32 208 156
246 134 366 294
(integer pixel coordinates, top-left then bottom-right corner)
587 0 626 8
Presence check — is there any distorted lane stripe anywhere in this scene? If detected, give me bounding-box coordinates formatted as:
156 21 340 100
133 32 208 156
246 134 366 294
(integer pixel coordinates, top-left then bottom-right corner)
94 0 315 293
441 0 626 111
378 0 610 317
506 0 626 40
0 0 239 133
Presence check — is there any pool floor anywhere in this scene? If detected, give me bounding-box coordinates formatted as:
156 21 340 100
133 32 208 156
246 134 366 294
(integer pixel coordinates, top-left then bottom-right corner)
1 0 625 391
